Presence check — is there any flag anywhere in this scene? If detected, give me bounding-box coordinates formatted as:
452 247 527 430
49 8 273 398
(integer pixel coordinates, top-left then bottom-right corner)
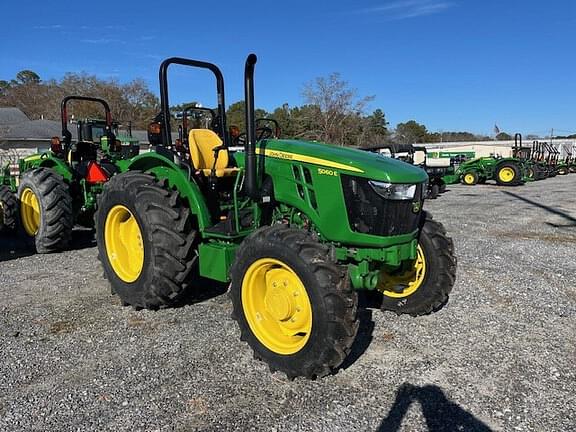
494 124 500 134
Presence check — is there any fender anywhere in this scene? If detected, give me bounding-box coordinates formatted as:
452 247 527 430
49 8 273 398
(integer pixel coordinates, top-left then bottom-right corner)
26 153 74 182
121 152 212 230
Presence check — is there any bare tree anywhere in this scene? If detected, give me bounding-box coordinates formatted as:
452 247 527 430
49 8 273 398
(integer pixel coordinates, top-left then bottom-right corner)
301 73 374 145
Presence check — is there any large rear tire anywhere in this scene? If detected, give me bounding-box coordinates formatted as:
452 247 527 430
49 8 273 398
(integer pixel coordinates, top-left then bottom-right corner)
17 168 73 253
95 172 198 309
379 212 456 316
230 225 359 379
0 185 18 232
495 162 521 186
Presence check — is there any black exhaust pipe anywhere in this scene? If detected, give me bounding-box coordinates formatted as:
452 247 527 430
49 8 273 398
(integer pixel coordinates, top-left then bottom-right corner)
244 53 258 198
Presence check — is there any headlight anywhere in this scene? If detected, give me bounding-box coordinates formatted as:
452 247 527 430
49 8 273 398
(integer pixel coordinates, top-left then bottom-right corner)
368 181 416 200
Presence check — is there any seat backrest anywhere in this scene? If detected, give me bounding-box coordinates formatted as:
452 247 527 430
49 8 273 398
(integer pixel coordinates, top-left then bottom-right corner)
188 129 228 171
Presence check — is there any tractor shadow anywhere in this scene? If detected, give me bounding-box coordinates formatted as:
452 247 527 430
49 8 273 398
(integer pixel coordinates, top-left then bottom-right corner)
175 272 229 307
378 383 494 431
0 228 96 262
340 293 378 371
502 191 576 227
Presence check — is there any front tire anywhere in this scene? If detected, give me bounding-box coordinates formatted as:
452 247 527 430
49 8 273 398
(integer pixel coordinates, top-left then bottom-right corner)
96 172 198 309
17 168 73 253
0 185 18 232
461 171 478 185
428 184 439 199
230 225 359 379
379 212 457 316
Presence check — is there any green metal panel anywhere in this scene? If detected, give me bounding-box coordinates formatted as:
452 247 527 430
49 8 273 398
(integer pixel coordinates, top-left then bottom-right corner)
198 242 238 282
17 152 74 182
122 152 213 230
234 139 426 247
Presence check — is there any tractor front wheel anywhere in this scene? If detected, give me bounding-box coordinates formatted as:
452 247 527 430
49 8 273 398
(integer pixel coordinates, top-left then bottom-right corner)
0 185 18 232
96 172 198 309
17 168 73 253
378 212 456 316
461 171 478 186
230 225 359 379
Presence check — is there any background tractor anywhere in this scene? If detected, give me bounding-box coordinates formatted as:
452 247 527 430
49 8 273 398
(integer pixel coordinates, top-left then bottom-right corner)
511 133 537 181
454 154 526 186
95 54 457 379
0 96 139 252
369 144 453 199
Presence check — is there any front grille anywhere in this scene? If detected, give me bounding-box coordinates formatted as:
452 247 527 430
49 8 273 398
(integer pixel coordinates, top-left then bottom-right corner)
341 175 423 236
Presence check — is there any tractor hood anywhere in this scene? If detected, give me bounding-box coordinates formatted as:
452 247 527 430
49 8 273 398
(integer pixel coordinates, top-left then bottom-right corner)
254 139 428 184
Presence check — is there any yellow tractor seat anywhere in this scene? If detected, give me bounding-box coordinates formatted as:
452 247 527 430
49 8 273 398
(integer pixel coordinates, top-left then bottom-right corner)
188 129 239 177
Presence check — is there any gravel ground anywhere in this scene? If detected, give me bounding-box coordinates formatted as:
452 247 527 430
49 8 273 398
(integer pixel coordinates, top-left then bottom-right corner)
1 175 575 432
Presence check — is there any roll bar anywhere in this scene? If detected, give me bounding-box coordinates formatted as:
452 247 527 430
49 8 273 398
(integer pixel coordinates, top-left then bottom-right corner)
159 58 229 149
60 96 113 150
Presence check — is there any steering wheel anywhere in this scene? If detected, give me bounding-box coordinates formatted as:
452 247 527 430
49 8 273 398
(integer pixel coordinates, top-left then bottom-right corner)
234 127 273 146
256 126 273 141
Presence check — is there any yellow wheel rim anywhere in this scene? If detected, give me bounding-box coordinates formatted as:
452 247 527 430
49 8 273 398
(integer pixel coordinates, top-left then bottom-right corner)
464 174 475 184
20 188 41 236
498 167 516 182
241 258 313 355
104 205 144 283
378 245 426 298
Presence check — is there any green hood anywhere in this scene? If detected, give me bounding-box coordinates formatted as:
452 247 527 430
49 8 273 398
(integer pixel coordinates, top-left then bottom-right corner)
255 139 428 184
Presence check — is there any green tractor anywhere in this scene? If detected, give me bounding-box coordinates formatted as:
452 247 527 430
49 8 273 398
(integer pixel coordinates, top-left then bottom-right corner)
95 54 457 379
455 152 526 186
510 133 538 181
368 144 453 199
562 144 576 174
0 96 139 252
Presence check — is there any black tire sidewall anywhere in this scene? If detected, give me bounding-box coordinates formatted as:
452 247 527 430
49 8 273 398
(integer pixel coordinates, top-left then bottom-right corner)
380 216 454 316
0 186 17 232
96 184 154 306
462 171 478 185
496 162 520 185
17 168 72 252
231 239 333 371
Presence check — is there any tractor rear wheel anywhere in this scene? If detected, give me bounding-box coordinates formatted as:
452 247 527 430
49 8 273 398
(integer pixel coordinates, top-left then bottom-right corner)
96 172 198 309
495 163 521 186
0 185 18 232
230 225 359 379
461 171 478 185
17 168 73 253
378 212 456 316
439 183 446 193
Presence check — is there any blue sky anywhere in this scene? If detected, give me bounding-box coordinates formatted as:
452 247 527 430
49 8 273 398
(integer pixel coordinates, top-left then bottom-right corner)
1 0 574 136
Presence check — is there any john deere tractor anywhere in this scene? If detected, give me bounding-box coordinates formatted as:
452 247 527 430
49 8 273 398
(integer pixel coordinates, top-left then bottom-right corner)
369 144 453 199
0 96 138 252
95 54 457 379
456 154 525 186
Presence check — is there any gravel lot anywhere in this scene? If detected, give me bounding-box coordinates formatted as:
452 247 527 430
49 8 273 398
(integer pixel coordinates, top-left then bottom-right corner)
1 175 575 432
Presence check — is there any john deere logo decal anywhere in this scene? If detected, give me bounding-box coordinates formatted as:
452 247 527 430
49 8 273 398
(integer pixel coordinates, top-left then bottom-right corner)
412 201 422 213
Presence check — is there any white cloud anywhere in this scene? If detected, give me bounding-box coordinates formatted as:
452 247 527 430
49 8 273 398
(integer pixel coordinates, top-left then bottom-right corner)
355 0 453 20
